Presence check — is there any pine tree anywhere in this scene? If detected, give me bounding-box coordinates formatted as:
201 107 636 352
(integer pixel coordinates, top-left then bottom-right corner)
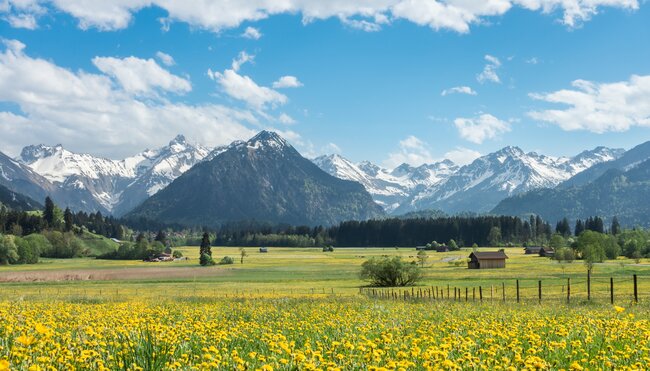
43 197 55 228
594 216 604 234
199 232 214 266
575 219 584 236
611 216 621 235
63 207 73 232
155 230 167 245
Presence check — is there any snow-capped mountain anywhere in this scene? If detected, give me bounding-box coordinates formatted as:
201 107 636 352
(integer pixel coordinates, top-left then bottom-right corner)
313 154 458 212
18 135 211 216
315 146 623 215
125 131 384 226
395 146 623 214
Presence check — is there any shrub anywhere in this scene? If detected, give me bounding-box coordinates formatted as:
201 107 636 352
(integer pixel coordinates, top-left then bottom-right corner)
172 250 183 259
14 236 39 264
359 256 422 287
219 256 235 265
41 231 86 258
322 246 334 252
200 253 215 266
0 234 19 265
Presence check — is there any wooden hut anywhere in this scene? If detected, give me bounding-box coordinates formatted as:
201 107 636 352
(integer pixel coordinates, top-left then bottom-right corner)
539 247 555 257
436 245 450 253
524 246 542 255
468 251 508 269
259 247 268 253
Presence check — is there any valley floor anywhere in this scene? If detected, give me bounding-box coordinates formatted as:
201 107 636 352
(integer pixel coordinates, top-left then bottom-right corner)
1 247 650 369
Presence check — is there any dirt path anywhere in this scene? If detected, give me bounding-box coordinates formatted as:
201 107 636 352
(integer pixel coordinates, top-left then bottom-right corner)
0 267 229 282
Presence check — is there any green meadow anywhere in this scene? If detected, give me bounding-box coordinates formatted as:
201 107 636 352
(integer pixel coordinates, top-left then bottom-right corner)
1 246 649 305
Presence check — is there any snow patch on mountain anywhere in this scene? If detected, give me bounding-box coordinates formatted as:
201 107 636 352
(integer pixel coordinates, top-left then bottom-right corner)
18 134 210 214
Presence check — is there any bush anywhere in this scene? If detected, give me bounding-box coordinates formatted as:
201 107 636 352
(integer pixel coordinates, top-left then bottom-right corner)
0 234 19 265
14 236 39 264
200 253 215 266
322 246 334 252
359 256 422 287
41 231 86 258
172 250 183 258
219 256 235 265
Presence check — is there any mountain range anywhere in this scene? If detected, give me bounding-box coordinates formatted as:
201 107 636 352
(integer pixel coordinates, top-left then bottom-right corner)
14 135 210 216
315 146 623 214
492 141 650 227
3 129 650 227
125 131 384 226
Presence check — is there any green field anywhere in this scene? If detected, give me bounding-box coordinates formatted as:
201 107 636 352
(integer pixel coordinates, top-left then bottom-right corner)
1 246 649 305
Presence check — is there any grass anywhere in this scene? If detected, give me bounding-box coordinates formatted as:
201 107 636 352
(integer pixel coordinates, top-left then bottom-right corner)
1 246 650 369
1 246 649 304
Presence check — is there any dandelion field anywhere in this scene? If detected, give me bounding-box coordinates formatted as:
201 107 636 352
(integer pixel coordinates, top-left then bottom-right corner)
1 247 650 370
1 297 649 370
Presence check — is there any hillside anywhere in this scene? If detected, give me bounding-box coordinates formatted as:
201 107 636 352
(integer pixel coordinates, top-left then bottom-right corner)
125 131 385 226
0 183 42 211
492 159 650 226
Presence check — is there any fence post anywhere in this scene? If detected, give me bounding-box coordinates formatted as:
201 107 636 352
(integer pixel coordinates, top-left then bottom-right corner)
587 270 591 301
567 278 570 304
516 280 520 303
502 282 506 302
473 287 476 301
634 274 638 303
447 284 450 299
538 281 542 304
466 287 468 301
610 277 614 305
479 286 483 302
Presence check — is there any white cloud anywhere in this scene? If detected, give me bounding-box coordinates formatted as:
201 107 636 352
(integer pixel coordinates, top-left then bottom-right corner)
155 51 175 66
0 39 258 158
441 86 477 96
208 69 287 110
6 13 38 28
242 26 262 39
323 142 342 154
476 54 501 84
278 113 296 125
443 147 481 166
207 51 292 110
385 135 435 168
272 76 303 89
0 1 638 33
92 56 191 96
528 75 650 133
526 57 539 64
453 113 511 144
231 51 254 72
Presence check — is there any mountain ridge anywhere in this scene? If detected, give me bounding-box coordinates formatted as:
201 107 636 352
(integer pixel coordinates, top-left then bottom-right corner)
125 131 385 226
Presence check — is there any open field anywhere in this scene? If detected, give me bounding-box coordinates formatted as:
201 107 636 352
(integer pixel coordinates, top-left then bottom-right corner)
0 247 650 301
2 247 650 369
1 246 649 303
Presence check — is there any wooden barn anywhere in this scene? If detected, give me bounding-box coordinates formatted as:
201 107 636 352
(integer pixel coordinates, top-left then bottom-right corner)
436 245 450 253
468 251 508 269
259 247 268 253
539 247 555 257
524 246 542 255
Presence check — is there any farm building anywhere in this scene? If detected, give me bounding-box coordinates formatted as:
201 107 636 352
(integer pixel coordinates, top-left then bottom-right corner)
415 246 427 251
524 246 542 255
468 251 508 269
436 245 450 252
539 247 555 257
259 247 268 253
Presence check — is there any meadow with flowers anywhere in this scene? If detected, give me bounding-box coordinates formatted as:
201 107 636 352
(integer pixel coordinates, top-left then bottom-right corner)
1 247 650 369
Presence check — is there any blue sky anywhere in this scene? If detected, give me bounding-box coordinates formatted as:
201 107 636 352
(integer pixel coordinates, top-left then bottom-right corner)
0 1 649 168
